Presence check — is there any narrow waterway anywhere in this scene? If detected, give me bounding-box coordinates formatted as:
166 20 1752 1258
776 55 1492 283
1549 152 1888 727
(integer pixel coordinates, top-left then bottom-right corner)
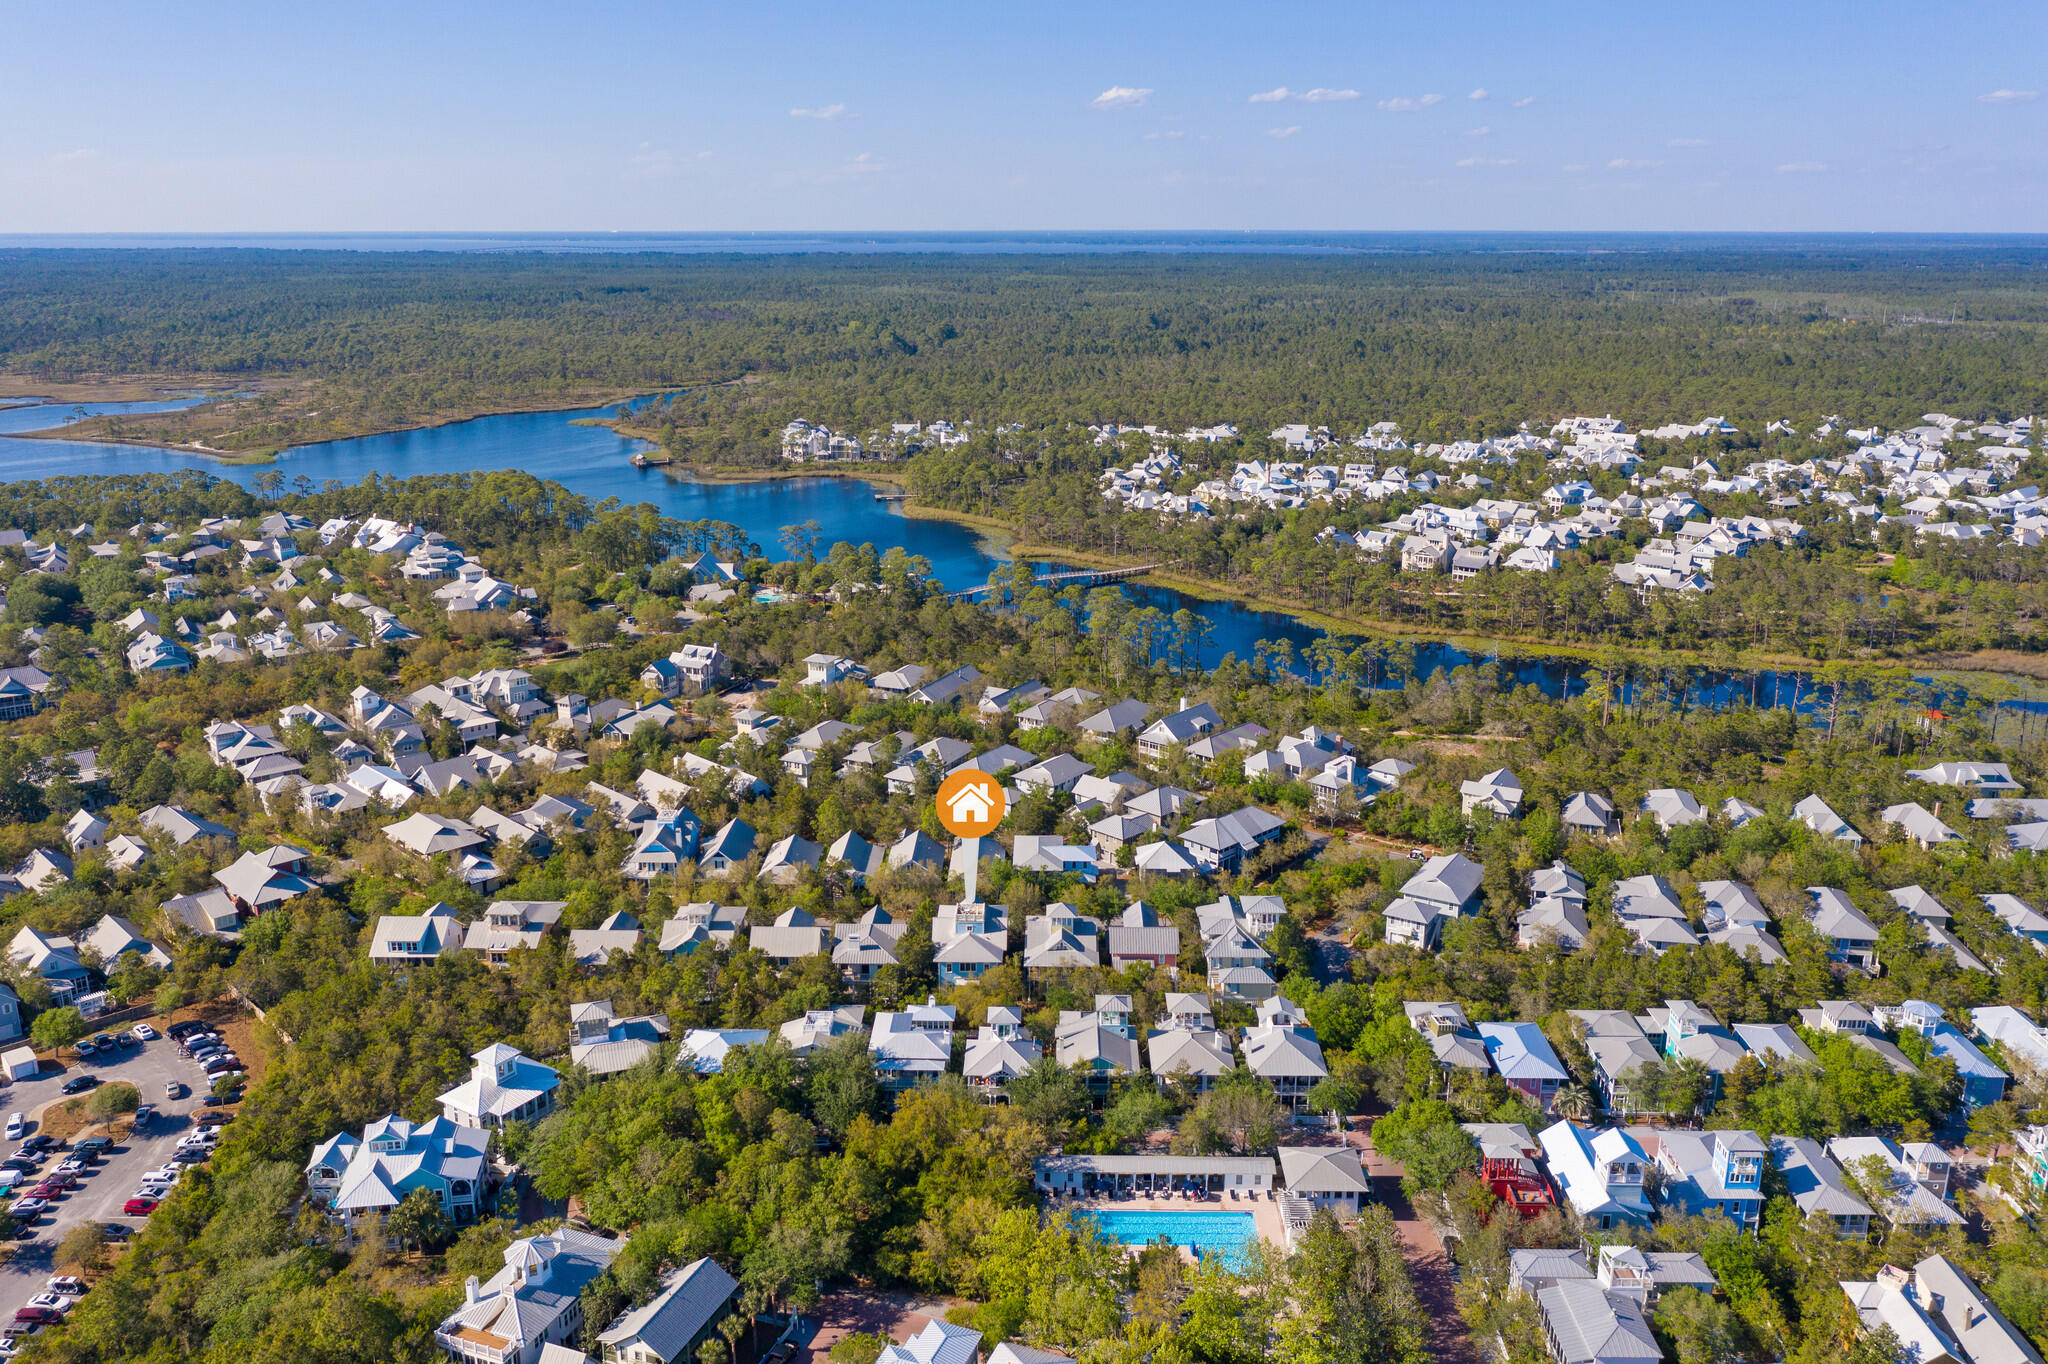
0 397 2007 715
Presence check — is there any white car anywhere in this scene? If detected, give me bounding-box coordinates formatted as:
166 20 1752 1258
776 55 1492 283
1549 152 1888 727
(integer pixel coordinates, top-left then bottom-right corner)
131 1024 158 1041
145 1164 183 1184
44 1277 86 1297
23 1294 72 1315
3 1113 21 1142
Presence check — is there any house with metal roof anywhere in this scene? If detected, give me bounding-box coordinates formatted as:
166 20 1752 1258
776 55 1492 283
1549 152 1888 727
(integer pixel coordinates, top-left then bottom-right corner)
594 1256 740 1364
305 1113 491 1229
1107 901 1179 970
567 1001 670 1077
750 907 825 965
1278 1146 1370 1215
1535 1277 1662 1364
370 902 466 966
434 1227 623 1364
963 1007 1042 1100
1770 1136 1872 1238
438 1043 561 1131
1538 1121 1653 1230
1806 888 1882 972
1242 996 1328 1110
780 1005 866 1058
870 1002 955 1093
1407 1001 1492 1077
1460 768 1523 818
1638 788 1705 832
877 1320 982 1364
1825 1136 1964 1229
1634 1127 1767 1231
1478 1022 1569 1112
1562 791 1618 838
1793 794 1863 845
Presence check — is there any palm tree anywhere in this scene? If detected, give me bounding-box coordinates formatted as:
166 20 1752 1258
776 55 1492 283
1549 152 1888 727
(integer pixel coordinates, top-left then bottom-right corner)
1552 1081 1595 1123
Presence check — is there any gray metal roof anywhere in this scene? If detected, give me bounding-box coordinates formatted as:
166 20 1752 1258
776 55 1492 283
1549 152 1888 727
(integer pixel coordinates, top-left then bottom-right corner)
595 1256 739 1362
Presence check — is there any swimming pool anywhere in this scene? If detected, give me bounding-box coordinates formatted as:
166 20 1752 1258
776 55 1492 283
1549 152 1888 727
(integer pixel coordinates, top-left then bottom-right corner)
1079 1209 1260 1264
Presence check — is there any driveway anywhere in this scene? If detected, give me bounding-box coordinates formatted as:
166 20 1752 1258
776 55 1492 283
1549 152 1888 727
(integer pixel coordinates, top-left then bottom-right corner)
0 1033 217 1321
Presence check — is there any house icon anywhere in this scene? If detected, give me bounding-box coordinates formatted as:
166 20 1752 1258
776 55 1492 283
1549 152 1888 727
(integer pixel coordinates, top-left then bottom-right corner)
936 771 1005 835
946 781 995 824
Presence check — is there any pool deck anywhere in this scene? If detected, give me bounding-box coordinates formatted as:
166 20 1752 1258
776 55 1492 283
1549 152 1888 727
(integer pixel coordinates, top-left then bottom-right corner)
1046 1191 1290 1250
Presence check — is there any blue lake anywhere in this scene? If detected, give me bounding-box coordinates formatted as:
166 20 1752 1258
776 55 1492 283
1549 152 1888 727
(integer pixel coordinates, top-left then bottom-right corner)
0 398 2003 714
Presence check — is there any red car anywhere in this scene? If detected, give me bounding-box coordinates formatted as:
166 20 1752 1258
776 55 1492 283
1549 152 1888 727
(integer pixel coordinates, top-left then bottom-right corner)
122 1196 159 1216
12 1307 61 1327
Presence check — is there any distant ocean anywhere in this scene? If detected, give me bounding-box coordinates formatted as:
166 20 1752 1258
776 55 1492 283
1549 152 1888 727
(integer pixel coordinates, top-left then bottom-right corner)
4 231 2047 256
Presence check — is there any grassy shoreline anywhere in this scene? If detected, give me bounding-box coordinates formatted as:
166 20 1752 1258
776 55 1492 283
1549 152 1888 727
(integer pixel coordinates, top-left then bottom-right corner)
893 498 2048 683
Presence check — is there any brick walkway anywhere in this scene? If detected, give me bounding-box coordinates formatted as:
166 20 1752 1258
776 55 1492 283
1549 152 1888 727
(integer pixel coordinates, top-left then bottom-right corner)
1357 1132 1480 1364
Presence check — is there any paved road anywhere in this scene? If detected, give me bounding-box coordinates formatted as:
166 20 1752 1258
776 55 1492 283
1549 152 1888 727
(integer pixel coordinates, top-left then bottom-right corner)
0 1034 214 1323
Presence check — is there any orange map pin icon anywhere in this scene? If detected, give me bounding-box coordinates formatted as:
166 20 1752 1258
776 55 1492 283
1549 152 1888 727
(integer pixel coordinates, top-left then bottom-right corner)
936 769 1007 838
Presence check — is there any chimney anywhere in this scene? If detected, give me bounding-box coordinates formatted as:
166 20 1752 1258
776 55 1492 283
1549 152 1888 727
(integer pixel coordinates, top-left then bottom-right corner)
1178 697 1189 711
464 1275 480 1305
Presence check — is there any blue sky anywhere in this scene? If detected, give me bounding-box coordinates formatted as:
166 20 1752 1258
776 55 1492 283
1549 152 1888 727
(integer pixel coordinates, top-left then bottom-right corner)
4 0 2045 233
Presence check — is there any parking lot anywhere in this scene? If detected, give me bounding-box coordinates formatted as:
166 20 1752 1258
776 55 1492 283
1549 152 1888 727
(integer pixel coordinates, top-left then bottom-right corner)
0 1029 225 1324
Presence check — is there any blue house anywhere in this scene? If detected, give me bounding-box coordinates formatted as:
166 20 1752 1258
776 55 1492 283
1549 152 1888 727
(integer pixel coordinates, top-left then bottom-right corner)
1638 1128 1767 1232
1882 1000 2009 1113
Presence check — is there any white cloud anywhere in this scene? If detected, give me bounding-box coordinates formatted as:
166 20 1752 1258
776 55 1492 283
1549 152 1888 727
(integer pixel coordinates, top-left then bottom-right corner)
1268 125 1301 138
789 103 848 120
1377 93 1444 112
1456 156 1516 167
1092 86 1152 109
1143 130 1187 141
1607 158 1661 169
1468 88 1489 101
1465 125 1491 137
1668 138 1710 148
1776 160 1827 173
1980 89 2041 103
1512 96 1536 108
1562 163 1589 173
52 148 97 164
1250 86 1358 103
629 142 675 178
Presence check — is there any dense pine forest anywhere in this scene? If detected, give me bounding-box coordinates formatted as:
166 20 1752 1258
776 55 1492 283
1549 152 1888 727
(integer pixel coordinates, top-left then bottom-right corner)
8 243 2048 451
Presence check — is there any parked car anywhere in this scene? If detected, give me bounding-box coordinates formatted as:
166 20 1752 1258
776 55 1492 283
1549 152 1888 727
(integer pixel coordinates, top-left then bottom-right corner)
54 1157 88 1177
20 1135 58 1153
199 1091 238 1108
145 1164 182 1184
130 1024 157 1042
195 1111 234 1129
3 1114 21 1142
73 1041 98 1060
132 1104 155 1129
112 1033 136 1050
1 1157 39 1174
121 1197 158 1216
170 1149 208 1166
10 1198 49 1218
74 1137 111 1158
60 1075 98 1095
44 1277 86 1297
166 1021 207 1039
10 1308 60 1328
22 1295 70 1316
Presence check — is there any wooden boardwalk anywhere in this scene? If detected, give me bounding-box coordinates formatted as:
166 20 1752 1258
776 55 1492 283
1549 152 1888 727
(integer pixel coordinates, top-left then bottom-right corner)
949 561 1171 598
